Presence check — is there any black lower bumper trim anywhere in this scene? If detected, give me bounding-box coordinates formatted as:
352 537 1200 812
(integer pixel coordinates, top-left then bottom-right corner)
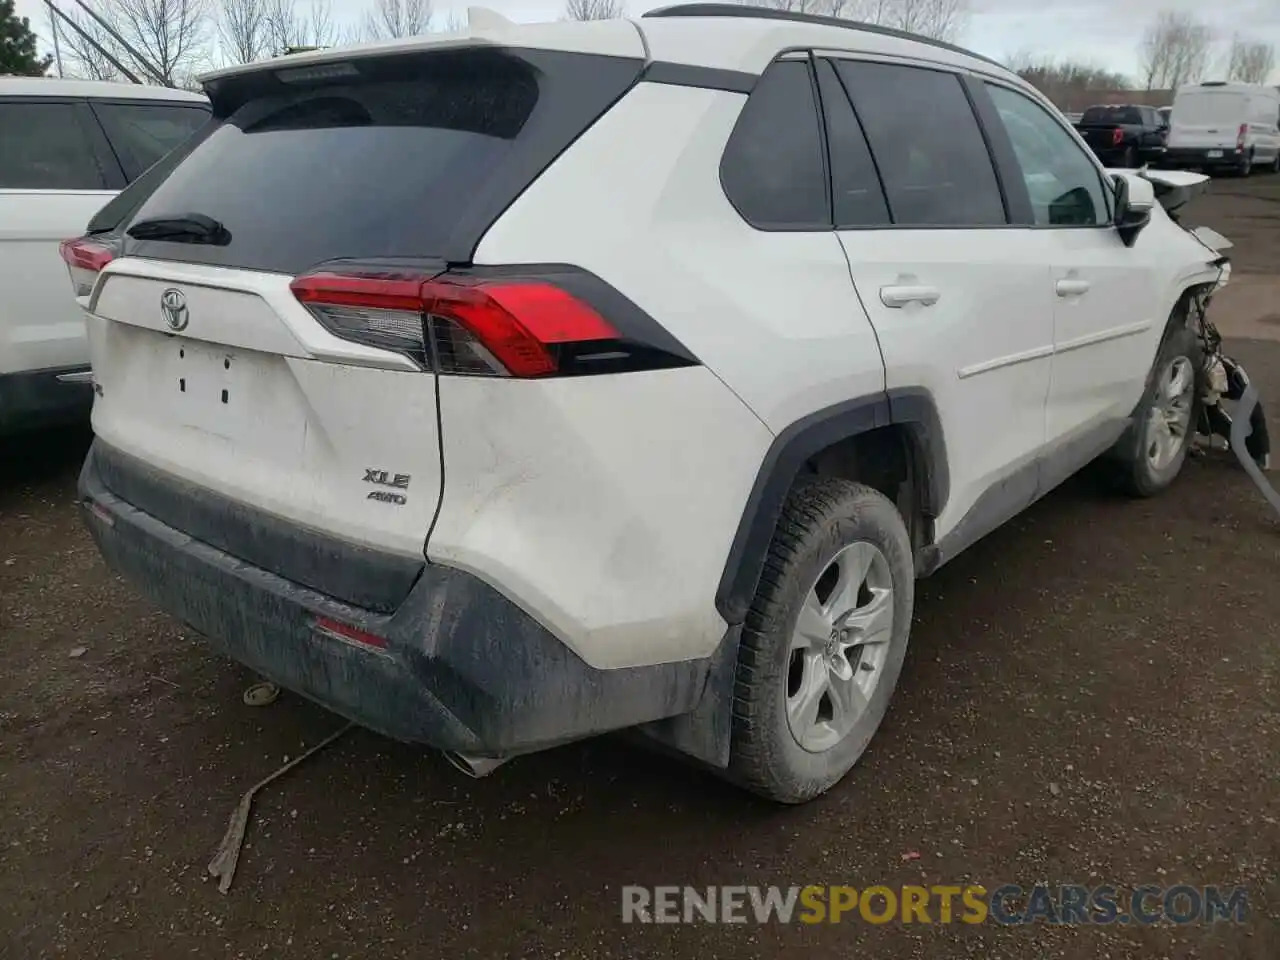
93 443 421 614
79 441 714 756
1161 148 1241 167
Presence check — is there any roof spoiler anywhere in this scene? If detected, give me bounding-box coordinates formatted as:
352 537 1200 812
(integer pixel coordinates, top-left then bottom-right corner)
198 6 516 88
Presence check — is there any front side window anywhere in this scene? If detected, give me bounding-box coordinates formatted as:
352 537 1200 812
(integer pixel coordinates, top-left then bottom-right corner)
0 101 105 190
720 59 829 229
986 84 1110 227
833 61 1006 227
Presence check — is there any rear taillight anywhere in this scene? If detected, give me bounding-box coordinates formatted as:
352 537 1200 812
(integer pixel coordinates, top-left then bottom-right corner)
59 236 116 298
290 267 696 378
1237 123 1248 150
1111 127 1124 147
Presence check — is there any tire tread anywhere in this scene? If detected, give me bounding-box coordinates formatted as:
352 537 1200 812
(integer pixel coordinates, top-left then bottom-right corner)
728 475 912 802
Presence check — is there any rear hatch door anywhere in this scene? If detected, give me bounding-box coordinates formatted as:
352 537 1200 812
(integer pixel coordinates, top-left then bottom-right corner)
83 40 644 612
1169 91 1246 151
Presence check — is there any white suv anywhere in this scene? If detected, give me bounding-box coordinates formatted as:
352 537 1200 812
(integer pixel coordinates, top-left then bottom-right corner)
0 78 208 434
70 5 1228 802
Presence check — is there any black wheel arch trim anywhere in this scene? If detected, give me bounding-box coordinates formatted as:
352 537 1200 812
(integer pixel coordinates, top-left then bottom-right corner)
715 387 949 624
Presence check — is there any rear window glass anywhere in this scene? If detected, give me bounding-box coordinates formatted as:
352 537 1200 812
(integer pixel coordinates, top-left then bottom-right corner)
1081 106 1142 125
1172 92 1245 125
126 54 541 274
92 101 211 181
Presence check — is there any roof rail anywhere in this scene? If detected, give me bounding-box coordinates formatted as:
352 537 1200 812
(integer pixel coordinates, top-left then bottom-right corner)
641 3 1004 70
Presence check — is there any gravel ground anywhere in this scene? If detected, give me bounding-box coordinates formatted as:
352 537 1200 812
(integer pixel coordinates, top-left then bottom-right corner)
1 175 1278 960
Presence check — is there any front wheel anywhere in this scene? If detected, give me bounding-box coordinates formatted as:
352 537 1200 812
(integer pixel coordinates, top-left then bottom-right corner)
1107 325 1202 497
728 478 914 803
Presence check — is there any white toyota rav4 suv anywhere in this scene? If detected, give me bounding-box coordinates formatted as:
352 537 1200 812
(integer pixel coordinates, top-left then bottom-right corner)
0 78 209 434
70 5 1229 802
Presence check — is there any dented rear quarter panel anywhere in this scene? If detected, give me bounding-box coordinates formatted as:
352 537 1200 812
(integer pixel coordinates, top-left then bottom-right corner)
428 366 774 671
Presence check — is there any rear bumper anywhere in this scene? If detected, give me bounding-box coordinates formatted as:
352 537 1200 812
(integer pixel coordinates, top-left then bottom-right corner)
78 440 714 756
0 366 93 435
1161 147 1242 168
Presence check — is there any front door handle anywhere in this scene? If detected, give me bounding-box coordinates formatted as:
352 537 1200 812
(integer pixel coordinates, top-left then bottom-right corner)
1055 278 1092 298
880 285 941 308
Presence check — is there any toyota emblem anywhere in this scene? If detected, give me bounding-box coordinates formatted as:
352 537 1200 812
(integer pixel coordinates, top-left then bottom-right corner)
160 288 189 332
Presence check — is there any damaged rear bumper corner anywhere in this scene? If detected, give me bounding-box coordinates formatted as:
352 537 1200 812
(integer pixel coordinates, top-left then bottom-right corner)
78 440 727 760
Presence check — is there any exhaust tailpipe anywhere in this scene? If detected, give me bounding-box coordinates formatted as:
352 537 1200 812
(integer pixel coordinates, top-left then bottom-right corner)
442 751 507 778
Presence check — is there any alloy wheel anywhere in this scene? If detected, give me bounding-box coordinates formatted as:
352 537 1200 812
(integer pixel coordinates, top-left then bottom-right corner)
785 541 895 754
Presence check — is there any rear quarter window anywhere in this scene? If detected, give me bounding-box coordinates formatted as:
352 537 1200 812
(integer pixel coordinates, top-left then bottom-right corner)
719 59 830 229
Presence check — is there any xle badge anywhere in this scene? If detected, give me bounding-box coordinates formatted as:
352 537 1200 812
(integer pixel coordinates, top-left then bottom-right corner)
364 468 410 506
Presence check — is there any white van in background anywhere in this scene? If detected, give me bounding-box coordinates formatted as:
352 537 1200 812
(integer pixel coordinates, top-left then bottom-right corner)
1164 81 1280 176
0 78 209 435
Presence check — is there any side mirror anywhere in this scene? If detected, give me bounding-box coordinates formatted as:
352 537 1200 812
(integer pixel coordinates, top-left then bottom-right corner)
1113 174 1154 247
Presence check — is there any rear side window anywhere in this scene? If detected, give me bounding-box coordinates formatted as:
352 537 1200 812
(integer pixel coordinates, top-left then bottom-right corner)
125 49 639 274
91 101 210 181
0 101 105 190
834 61 1005 227
720 59 829 229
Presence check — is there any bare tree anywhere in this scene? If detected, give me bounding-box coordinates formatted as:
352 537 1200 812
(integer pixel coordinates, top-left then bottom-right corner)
1138 10 1213 91
43 0 209 84
871 0 966 42
563 0 624 19
46 2 123 79
362 0 431 39
756 0 967 43
756 0 840 13
263 0 340 55
440 7 465 30
1226 36 1276 84
1006 51 1130 99
217 0 266 63
108 0 211 85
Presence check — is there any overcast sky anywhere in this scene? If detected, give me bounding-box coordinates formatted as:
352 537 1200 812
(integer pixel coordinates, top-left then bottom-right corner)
17 0 1280 84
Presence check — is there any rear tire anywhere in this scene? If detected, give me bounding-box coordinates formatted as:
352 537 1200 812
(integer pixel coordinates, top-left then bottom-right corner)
728 477 914 804
1107 324 1202 498
1238 152 1253 177
1122 146 1138 168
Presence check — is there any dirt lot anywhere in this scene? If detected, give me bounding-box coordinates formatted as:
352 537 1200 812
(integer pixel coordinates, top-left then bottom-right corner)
2 177 1279 960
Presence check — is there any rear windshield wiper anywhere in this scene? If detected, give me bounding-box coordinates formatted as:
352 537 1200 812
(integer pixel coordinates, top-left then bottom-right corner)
127 212 232 245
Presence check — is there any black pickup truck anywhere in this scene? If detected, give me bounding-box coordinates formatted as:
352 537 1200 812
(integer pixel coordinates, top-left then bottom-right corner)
1073 104 1169 167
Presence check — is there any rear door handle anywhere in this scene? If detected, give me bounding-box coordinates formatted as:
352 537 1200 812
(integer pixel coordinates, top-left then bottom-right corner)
880 285 941 308
1055 278 1092 298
